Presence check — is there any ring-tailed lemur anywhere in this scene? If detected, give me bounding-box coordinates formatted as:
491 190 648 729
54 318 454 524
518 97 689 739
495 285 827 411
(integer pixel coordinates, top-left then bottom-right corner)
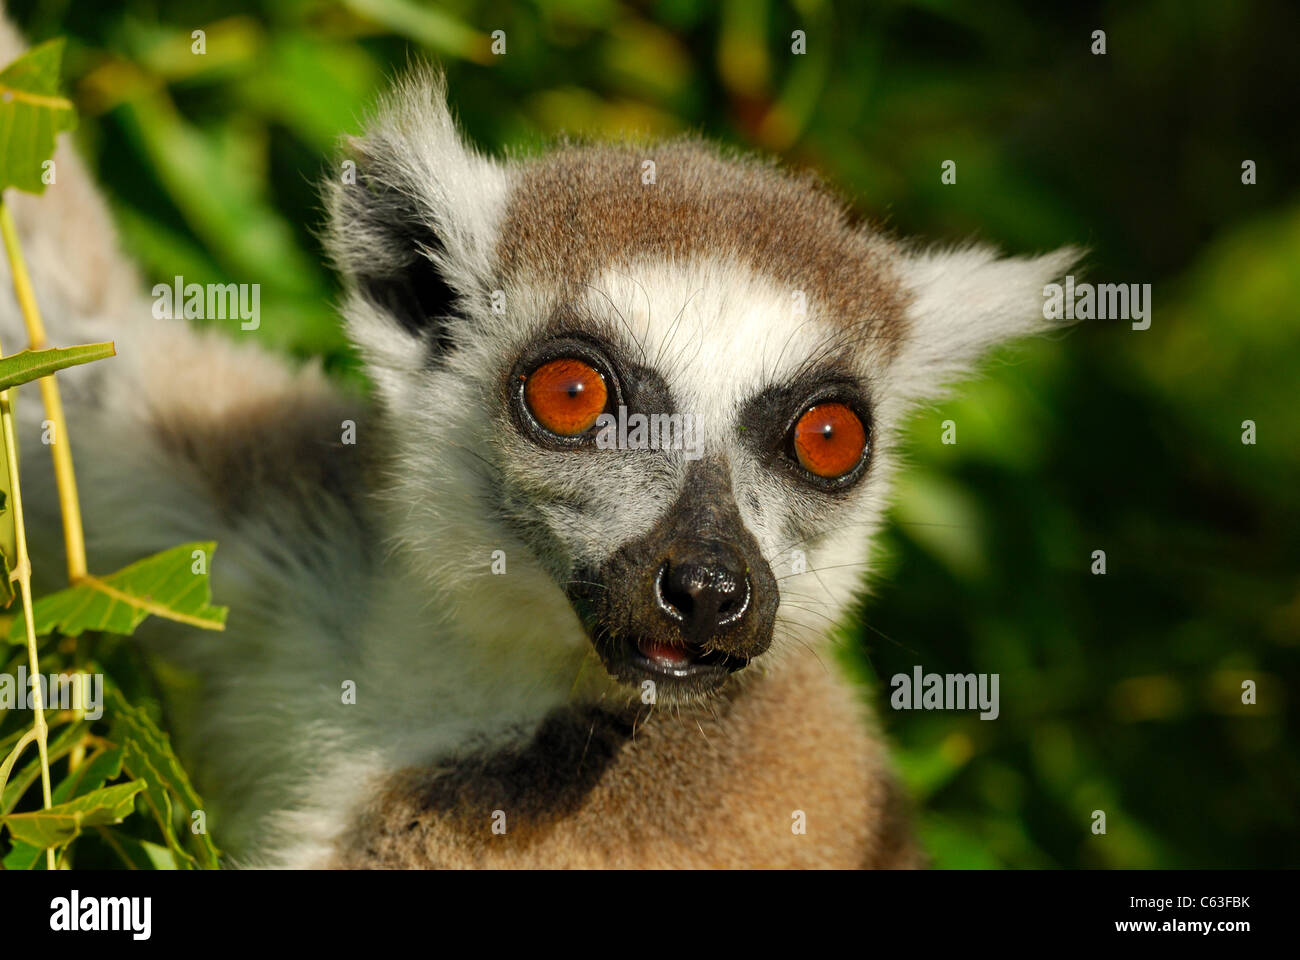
0 16 1077 867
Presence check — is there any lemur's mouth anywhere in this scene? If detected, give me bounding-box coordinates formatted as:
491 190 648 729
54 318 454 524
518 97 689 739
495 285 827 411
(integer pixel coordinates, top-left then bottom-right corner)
582 630 749 698
629 635 749 680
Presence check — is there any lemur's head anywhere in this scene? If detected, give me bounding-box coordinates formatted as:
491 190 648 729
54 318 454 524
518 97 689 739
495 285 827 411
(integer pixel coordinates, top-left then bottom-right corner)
325 70 1076 705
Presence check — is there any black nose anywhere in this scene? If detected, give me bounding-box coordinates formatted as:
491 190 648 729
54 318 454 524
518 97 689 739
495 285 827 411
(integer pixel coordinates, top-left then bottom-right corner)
655 541 751 639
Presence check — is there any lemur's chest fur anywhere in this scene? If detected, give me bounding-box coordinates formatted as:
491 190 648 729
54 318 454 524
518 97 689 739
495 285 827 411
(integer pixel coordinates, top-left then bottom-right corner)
330 651 918 869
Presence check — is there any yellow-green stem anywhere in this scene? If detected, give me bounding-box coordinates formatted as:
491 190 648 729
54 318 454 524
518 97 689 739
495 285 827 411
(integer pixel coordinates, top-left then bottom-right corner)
0 201 87 582
0 386 54 870
0 196 74 871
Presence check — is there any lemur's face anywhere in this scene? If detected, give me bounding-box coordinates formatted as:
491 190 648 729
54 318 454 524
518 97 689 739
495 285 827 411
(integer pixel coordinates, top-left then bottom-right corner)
327 72 1075 705
495 268 873 699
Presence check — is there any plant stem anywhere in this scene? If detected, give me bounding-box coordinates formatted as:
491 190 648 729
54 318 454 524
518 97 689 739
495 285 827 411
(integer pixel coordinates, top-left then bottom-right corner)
0 385 54 870
0 201 87 582
0 197 64 871
0 728 38 797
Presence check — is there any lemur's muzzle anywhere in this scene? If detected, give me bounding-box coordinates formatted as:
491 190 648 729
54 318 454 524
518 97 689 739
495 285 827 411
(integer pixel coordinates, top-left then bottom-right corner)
568 458 778 695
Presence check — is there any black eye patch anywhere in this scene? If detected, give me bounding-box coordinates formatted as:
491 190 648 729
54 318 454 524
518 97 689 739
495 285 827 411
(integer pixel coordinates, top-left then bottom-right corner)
734 365 874 493
507 324 678 443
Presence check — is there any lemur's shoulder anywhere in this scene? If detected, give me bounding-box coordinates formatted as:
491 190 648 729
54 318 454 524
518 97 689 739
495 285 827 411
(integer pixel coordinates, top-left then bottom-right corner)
144 329 378 526
329 649 922 869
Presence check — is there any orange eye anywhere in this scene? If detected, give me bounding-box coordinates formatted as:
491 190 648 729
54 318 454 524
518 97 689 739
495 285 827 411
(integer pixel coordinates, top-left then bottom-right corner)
793 402 867 478
523 358 608 436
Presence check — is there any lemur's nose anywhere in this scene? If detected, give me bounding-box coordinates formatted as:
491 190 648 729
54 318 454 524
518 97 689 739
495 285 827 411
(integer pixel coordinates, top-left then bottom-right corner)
655 541 752 639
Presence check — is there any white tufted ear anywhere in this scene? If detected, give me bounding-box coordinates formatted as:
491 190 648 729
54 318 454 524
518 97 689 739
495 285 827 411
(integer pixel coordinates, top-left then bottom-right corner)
887 243 1082 404
322 67 508 359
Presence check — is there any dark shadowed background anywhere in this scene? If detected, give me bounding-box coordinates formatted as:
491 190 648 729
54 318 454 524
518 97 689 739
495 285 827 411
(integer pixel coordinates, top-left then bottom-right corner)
10 0 1296 868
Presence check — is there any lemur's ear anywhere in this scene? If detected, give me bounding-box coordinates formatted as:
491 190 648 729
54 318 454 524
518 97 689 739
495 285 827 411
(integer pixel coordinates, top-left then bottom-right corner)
886 244 1082 404
323 67 506 357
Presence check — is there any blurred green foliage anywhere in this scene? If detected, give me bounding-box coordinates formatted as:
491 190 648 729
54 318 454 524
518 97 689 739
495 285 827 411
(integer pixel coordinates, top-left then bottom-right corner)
10 0 1296 867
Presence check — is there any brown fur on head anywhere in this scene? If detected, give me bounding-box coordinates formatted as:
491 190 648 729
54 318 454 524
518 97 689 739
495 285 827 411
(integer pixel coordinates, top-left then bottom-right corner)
496 139 910 357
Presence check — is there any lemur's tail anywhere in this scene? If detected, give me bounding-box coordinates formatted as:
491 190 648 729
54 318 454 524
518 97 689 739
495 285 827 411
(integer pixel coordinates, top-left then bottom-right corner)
0 8 142 334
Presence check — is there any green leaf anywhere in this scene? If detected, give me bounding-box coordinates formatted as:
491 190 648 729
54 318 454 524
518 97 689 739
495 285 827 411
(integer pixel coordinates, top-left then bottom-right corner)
8 541 227 643
0 38 77 195
2 838 44 868
5 748 124 869
107 686 220 869
102 833 178 870
117 95 322 296
0 780 143 849
52 746 124 804
0 342 116 392
341 0 484 60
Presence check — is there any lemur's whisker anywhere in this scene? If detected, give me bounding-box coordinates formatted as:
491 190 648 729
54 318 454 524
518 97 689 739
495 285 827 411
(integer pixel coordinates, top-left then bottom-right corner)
609 266 655 343
653 286 702 371
776 602 841 625
776 560 875 582
581 281 649 365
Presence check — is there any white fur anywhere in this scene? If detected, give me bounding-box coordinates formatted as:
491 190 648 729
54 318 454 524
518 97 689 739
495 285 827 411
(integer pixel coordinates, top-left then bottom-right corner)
881 243 1081 417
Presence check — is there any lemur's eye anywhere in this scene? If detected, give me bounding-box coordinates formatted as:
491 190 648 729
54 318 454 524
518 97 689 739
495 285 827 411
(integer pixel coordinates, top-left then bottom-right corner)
523 358 608 436
793 402 867 479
